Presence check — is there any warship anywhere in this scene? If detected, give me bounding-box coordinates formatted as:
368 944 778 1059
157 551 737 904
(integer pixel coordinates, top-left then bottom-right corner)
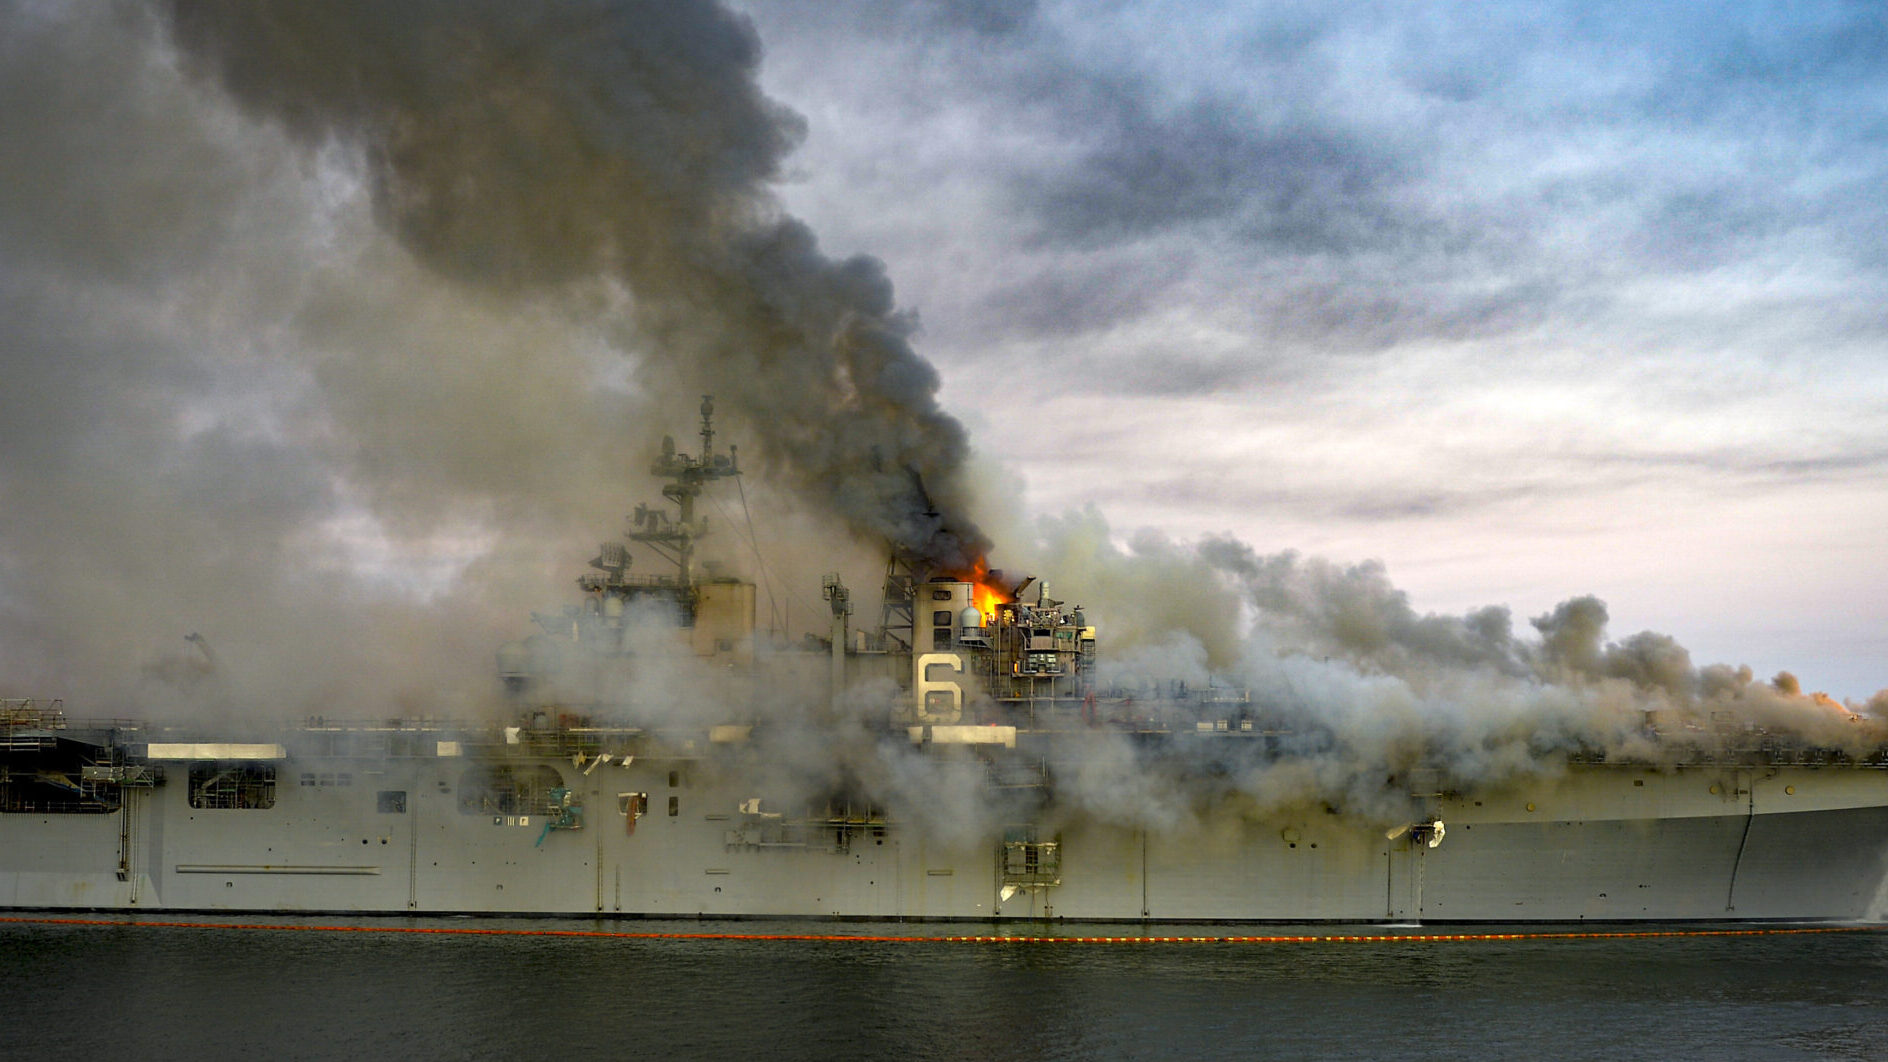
5 398 1888 923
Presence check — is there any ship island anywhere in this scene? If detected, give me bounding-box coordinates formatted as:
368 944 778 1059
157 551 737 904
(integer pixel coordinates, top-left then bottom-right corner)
5 398 1888 923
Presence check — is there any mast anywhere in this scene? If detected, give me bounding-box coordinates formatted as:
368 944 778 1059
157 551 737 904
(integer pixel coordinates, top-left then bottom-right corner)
627 395 740 586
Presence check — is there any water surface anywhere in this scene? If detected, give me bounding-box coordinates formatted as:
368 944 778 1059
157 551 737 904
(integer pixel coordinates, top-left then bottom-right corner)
3 917 1883 1060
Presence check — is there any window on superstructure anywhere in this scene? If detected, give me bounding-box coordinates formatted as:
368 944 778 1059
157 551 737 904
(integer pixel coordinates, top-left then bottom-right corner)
187 762 276 810
0 740 123 814
377 790 407 814
300 771 353 788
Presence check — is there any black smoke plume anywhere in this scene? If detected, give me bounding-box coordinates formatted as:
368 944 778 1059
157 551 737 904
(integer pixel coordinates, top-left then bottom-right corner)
162 0 987 571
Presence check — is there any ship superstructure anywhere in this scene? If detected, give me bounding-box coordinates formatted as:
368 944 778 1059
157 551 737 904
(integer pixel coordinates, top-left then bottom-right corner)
6 404 1888 923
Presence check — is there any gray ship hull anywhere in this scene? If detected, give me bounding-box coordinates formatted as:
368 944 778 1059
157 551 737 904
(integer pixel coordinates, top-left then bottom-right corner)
14 408 1882 925
6 750 1886 923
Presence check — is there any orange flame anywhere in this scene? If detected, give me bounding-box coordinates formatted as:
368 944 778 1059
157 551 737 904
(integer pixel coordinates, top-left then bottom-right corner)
958 558 1012 624
972 580 1009 623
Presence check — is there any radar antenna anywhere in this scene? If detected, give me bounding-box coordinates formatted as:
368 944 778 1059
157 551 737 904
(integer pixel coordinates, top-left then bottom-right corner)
627 395 740 585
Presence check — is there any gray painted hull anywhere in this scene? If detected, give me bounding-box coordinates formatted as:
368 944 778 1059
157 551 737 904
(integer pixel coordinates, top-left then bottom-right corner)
6 753 1887 923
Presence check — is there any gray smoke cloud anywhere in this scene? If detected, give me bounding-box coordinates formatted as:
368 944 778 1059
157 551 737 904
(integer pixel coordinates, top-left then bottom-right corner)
1008 515 1885 830
0 1 984 719
160 0 986 570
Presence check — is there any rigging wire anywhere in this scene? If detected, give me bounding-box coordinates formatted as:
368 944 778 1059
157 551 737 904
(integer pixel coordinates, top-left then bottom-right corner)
708 477 815 638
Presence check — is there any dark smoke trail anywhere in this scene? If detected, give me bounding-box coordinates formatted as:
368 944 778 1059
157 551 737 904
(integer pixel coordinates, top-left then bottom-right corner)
160 0 988 570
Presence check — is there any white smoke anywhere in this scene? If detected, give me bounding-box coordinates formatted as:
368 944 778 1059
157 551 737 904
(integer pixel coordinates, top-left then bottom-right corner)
1010 512 1885 829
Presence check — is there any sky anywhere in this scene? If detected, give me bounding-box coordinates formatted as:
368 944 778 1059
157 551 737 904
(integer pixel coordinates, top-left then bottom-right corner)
733 0 1888 698
1 0 1884 717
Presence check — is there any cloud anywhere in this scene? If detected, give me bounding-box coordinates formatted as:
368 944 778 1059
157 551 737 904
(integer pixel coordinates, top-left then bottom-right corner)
1012 90 1410 253
738 0 1888 371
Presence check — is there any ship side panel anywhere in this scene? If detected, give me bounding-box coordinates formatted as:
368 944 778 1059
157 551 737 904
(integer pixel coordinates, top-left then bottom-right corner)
542 758 885 918
415 758 594 914
1426 766 1752 920
1418 815 1748 920
893 835 999 919
0 813 132 908
1144 816 1389 921
12 754 1888 922
156 759 419 913
1723 805 1888 919
1018 821 1141 920
596 763 1004 920
1419 766 1888 920
1045 814 1389 921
